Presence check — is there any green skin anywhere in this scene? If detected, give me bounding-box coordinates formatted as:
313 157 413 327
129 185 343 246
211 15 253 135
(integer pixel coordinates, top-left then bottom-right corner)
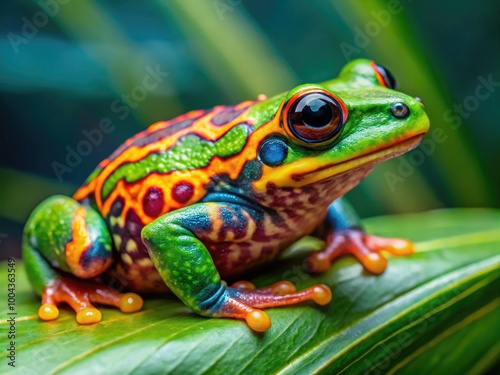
23 59 430 328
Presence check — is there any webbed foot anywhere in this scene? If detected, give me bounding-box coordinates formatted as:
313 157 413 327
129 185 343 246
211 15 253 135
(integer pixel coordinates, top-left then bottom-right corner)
38 277 143 324
307 228 414 274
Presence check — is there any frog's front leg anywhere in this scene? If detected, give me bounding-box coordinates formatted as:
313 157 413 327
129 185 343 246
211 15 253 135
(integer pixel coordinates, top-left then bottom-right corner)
23 196 143 324
307 198 415 274
141 202 331 332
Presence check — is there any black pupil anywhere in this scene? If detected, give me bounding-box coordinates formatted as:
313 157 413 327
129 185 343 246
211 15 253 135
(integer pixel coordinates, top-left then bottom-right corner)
302 98 333 128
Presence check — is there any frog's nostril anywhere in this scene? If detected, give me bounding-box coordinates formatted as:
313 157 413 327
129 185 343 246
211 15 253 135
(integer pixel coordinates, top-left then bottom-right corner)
390 102 410 118
415 97 424 106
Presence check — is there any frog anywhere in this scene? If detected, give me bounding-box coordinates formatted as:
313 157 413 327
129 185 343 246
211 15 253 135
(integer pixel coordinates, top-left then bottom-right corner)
23 59 429 332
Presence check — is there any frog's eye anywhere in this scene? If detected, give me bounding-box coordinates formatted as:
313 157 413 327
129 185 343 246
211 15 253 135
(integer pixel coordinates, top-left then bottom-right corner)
371 62 397 90
283 91 347 147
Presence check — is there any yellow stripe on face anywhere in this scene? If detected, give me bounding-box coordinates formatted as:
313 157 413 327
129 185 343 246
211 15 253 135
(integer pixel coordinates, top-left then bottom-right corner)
253 134 424 191
65 207 92 275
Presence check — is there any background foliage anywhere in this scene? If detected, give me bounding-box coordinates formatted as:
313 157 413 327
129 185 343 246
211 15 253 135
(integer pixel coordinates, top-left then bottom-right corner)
0 0 499 258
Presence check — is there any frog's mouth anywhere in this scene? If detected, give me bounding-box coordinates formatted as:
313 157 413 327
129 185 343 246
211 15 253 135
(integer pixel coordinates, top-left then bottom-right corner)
291 134 424 184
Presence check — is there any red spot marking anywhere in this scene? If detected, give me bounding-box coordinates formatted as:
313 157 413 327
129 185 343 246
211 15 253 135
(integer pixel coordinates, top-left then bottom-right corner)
172 182 194 204
143 186 164 217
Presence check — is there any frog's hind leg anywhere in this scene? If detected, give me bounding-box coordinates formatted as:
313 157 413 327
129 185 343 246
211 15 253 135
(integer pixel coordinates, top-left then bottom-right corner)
23 196 143 324
142 202 331 332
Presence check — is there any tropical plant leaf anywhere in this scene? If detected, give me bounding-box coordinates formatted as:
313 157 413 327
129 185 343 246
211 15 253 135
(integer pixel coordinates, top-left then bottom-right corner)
1 208 499 375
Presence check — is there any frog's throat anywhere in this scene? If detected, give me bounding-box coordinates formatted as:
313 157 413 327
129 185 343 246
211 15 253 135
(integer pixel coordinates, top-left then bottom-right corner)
254 134 424 190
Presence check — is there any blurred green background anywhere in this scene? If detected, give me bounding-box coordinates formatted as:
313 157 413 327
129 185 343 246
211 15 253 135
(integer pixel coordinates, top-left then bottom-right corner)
0 0 499 259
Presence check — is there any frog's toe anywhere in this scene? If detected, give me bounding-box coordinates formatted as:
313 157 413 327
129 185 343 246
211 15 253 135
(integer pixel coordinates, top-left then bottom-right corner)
230 280 296 294
230 281 256 290
263 281 296 295
358 251 388 274
307 229 415 275
119 293 144 313
76 308 102 324
39 277 143 324
250 280 297 295
245 310 271 332
311 285 332 305
364 235 415 255
39 303 59 321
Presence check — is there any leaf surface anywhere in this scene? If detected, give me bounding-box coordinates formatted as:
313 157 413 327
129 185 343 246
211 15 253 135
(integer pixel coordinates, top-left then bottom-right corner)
1 208 499 375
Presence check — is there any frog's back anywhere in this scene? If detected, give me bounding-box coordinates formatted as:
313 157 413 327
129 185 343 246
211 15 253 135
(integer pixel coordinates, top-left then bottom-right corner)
74 100 256 222
72 101 256 291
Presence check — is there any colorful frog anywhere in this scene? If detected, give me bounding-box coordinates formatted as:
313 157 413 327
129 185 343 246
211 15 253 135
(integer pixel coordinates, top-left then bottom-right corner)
23 59 429 331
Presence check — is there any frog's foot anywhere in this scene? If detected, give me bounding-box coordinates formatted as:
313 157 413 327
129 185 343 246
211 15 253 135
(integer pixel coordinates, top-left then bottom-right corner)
209 281 331 332
39 277 143 324
307 229 415 274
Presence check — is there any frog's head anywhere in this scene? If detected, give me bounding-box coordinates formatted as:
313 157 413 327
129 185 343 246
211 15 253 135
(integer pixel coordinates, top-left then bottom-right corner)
246 59 430 207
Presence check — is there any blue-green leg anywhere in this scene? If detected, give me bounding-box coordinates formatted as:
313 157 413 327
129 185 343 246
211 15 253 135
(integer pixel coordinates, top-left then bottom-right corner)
142 202 331 332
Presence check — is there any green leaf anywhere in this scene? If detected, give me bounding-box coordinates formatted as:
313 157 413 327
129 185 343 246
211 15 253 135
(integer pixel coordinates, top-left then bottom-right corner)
1 208 499 374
